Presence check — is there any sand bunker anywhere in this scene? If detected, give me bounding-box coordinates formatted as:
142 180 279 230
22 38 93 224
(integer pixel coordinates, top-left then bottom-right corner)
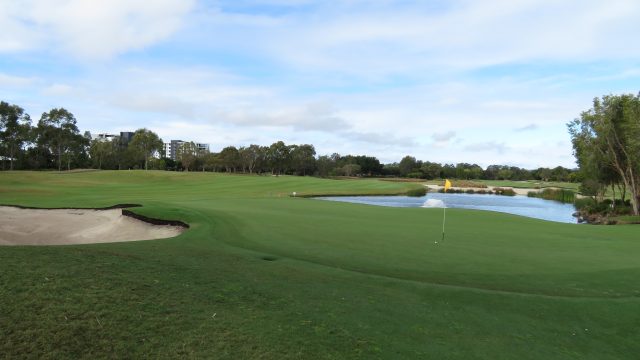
0 206 185 246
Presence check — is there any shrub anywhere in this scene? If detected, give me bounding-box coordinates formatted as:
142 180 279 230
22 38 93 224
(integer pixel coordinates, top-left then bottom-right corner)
494 187 516 196
451 180 488 188
574 197 596 211
406 187 427 197
528 188 575 203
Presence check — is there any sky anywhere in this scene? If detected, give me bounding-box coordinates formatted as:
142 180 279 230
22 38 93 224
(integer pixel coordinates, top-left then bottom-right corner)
1 0 640 169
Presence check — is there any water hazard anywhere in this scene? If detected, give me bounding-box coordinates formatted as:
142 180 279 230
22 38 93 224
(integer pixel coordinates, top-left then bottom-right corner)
316 193 578 223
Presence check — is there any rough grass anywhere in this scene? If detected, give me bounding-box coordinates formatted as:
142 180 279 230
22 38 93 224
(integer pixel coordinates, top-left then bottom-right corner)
1 171 639 359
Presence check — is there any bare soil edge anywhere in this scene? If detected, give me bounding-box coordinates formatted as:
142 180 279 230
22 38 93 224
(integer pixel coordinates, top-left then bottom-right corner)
0 203 190 229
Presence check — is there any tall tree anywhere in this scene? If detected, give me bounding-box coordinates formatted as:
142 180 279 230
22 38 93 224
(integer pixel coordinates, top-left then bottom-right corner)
37 108 81 171
568 94 640 215
398 156 417 177
89 139 116 169
129 128 163 170
290 144 316 176
267 141 290 175
219 146 240 172
0 101 32 170
239 144 264 174
176 141 198 171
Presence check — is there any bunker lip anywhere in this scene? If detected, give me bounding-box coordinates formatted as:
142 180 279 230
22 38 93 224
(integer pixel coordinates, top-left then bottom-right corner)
0 205 188 246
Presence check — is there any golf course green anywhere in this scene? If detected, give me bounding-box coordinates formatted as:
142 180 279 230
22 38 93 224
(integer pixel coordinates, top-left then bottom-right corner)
1 171 639 359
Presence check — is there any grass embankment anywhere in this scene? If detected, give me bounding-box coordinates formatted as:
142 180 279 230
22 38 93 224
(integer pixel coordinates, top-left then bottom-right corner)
1 171 639 359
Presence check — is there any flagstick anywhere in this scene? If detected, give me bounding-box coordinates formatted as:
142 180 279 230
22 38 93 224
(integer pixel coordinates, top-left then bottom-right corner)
441 206 446 243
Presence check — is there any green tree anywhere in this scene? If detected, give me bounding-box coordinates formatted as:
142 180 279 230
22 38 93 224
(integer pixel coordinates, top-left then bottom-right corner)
568 94 640 215
398 156 417 177
89 139 116 169
219 146 240 173
0 101 32 170
267 141 290 175
36 108 82 171
129 128 163 170
239 144 265 174
176 141 198 171
290 144 316 176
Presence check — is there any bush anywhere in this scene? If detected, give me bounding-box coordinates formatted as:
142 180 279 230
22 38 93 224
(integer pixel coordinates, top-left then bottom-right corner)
528 188 575 203
451 180 488 188
406 187 427 197
494 187 516 196
574 197 596 211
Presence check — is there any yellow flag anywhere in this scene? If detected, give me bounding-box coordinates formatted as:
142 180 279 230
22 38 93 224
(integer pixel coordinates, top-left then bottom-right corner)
444 179 452 192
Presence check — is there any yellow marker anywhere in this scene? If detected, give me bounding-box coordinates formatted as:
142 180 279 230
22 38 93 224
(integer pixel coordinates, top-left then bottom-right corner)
444 179 452 192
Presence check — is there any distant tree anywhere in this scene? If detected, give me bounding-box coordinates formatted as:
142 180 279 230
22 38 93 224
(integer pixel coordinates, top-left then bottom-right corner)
355 155 383 176
129 128 163 170
398 156 417 177
290 144 316 175
267 141 290 175
0 101 32 170
176 141 198 171
36 108 82 171
62 133 89 170
420 162 442 180
202 152 219 172
239 144 265 174
339 163 361 177
316 154 337 177
89 139 115 169
219 146 240 172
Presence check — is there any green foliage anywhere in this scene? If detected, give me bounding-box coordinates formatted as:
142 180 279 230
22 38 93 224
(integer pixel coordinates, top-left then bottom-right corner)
493 187 516 196
405 187 427 197
0 101 32 170
568 93 640 215
129 128 163 170
527 188 576 203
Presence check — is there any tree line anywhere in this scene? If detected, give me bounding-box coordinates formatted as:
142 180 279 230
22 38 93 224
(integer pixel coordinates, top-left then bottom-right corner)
0 101 163 171
2 100 576 183
568 93 640 216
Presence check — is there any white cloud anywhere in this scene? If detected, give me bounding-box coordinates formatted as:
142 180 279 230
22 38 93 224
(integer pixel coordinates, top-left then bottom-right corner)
41 83 73 96
432 131 456 142
0 0 195 59
515 124 539 132
0 73 38 87
193 0 640 77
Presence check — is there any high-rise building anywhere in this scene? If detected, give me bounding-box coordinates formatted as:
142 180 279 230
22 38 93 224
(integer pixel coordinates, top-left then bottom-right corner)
163 140 209 160
119 132 134 146
164 140 185 160
196 143 210 153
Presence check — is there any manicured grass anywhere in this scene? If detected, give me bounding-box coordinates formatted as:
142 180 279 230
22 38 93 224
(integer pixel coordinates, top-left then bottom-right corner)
1 171 639 359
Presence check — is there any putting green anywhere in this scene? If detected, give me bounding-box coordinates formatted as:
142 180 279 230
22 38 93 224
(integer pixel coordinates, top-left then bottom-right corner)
0 171 638 359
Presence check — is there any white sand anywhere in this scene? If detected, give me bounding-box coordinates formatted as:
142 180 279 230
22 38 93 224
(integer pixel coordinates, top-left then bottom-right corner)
0 206 184 246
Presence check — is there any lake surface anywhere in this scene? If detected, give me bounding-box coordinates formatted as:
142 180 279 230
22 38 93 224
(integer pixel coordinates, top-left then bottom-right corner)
316 193 578 223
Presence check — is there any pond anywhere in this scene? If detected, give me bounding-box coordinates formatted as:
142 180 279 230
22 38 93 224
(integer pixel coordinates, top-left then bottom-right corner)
316 193 578 224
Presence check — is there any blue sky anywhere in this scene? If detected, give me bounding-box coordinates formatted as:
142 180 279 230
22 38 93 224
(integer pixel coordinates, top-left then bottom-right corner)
1 0 640 168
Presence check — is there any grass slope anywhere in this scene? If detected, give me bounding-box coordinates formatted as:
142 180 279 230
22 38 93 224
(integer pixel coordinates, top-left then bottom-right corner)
1 171 639 359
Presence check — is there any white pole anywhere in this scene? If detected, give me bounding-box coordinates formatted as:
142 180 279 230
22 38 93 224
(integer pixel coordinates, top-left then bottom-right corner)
440 206 446 243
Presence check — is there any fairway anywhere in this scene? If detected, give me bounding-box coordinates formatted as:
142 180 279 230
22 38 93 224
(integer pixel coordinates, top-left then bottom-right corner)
1 171 639 359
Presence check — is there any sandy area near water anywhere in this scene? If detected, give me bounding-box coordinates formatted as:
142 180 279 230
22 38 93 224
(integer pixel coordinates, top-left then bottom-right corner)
425 184 541 196
0 206 184 246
